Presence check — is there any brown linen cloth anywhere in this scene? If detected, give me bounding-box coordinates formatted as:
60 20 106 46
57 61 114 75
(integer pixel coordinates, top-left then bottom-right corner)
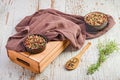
6 9 115 52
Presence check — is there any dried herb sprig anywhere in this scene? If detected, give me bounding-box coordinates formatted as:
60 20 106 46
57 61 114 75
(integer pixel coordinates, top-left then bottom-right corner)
87 40 119 75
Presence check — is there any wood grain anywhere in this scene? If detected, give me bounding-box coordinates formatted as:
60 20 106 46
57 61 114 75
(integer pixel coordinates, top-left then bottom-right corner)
0 0 120 80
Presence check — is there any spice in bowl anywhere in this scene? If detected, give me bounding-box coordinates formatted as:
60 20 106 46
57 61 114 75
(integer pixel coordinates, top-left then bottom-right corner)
24 34 47 54
84 12 108 30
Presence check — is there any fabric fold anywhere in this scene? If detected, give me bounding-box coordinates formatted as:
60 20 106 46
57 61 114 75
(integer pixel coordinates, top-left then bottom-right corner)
6 9 115 52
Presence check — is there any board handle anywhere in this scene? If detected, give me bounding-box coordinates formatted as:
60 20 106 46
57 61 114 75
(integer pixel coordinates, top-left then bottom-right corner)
16 58 30 67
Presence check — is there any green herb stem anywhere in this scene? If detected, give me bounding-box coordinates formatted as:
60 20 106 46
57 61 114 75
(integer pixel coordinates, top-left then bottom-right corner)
87 40 119 75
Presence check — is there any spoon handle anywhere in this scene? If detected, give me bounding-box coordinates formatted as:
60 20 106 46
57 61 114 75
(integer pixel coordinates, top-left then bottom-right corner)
75 42 91 59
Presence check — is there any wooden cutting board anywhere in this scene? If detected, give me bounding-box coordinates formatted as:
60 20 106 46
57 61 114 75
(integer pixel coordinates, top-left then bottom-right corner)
7 40 69 73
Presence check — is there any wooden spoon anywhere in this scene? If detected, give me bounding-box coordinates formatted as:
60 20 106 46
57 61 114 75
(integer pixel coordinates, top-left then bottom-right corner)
65 42 91 70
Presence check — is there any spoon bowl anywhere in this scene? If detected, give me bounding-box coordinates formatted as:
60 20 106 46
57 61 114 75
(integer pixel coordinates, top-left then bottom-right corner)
65 42 91 70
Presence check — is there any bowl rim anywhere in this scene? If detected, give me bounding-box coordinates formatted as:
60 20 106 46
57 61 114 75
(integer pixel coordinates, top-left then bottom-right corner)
23 34 48 50
84 12 108 27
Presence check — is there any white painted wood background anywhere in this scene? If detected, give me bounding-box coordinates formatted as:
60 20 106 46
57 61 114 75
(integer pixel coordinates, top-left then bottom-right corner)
0 0 120 80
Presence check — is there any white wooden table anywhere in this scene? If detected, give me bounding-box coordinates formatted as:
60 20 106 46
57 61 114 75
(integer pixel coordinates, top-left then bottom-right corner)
0 0 120 80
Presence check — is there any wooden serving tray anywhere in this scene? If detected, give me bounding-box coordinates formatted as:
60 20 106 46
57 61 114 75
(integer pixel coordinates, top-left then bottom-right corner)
7 40 69 73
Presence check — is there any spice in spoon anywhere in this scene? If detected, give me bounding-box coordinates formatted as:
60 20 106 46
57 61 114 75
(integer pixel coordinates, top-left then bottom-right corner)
65 42 91 70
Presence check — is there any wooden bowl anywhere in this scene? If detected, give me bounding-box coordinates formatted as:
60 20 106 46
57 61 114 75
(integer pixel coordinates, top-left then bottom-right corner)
84 12 108 30
23 34 47 54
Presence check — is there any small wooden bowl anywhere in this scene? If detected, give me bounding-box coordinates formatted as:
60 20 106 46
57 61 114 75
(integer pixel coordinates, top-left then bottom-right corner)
84 12 108 30
23 34 47 54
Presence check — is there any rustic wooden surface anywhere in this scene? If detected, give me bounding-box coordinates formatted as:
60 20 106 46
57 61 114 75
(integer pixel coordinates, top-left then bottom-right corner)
0 0 120 80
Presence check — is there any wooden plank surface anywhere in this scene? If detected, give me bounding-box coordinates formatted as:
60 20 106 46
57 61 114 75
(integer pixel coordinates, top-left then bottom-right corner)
0 0 120 80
